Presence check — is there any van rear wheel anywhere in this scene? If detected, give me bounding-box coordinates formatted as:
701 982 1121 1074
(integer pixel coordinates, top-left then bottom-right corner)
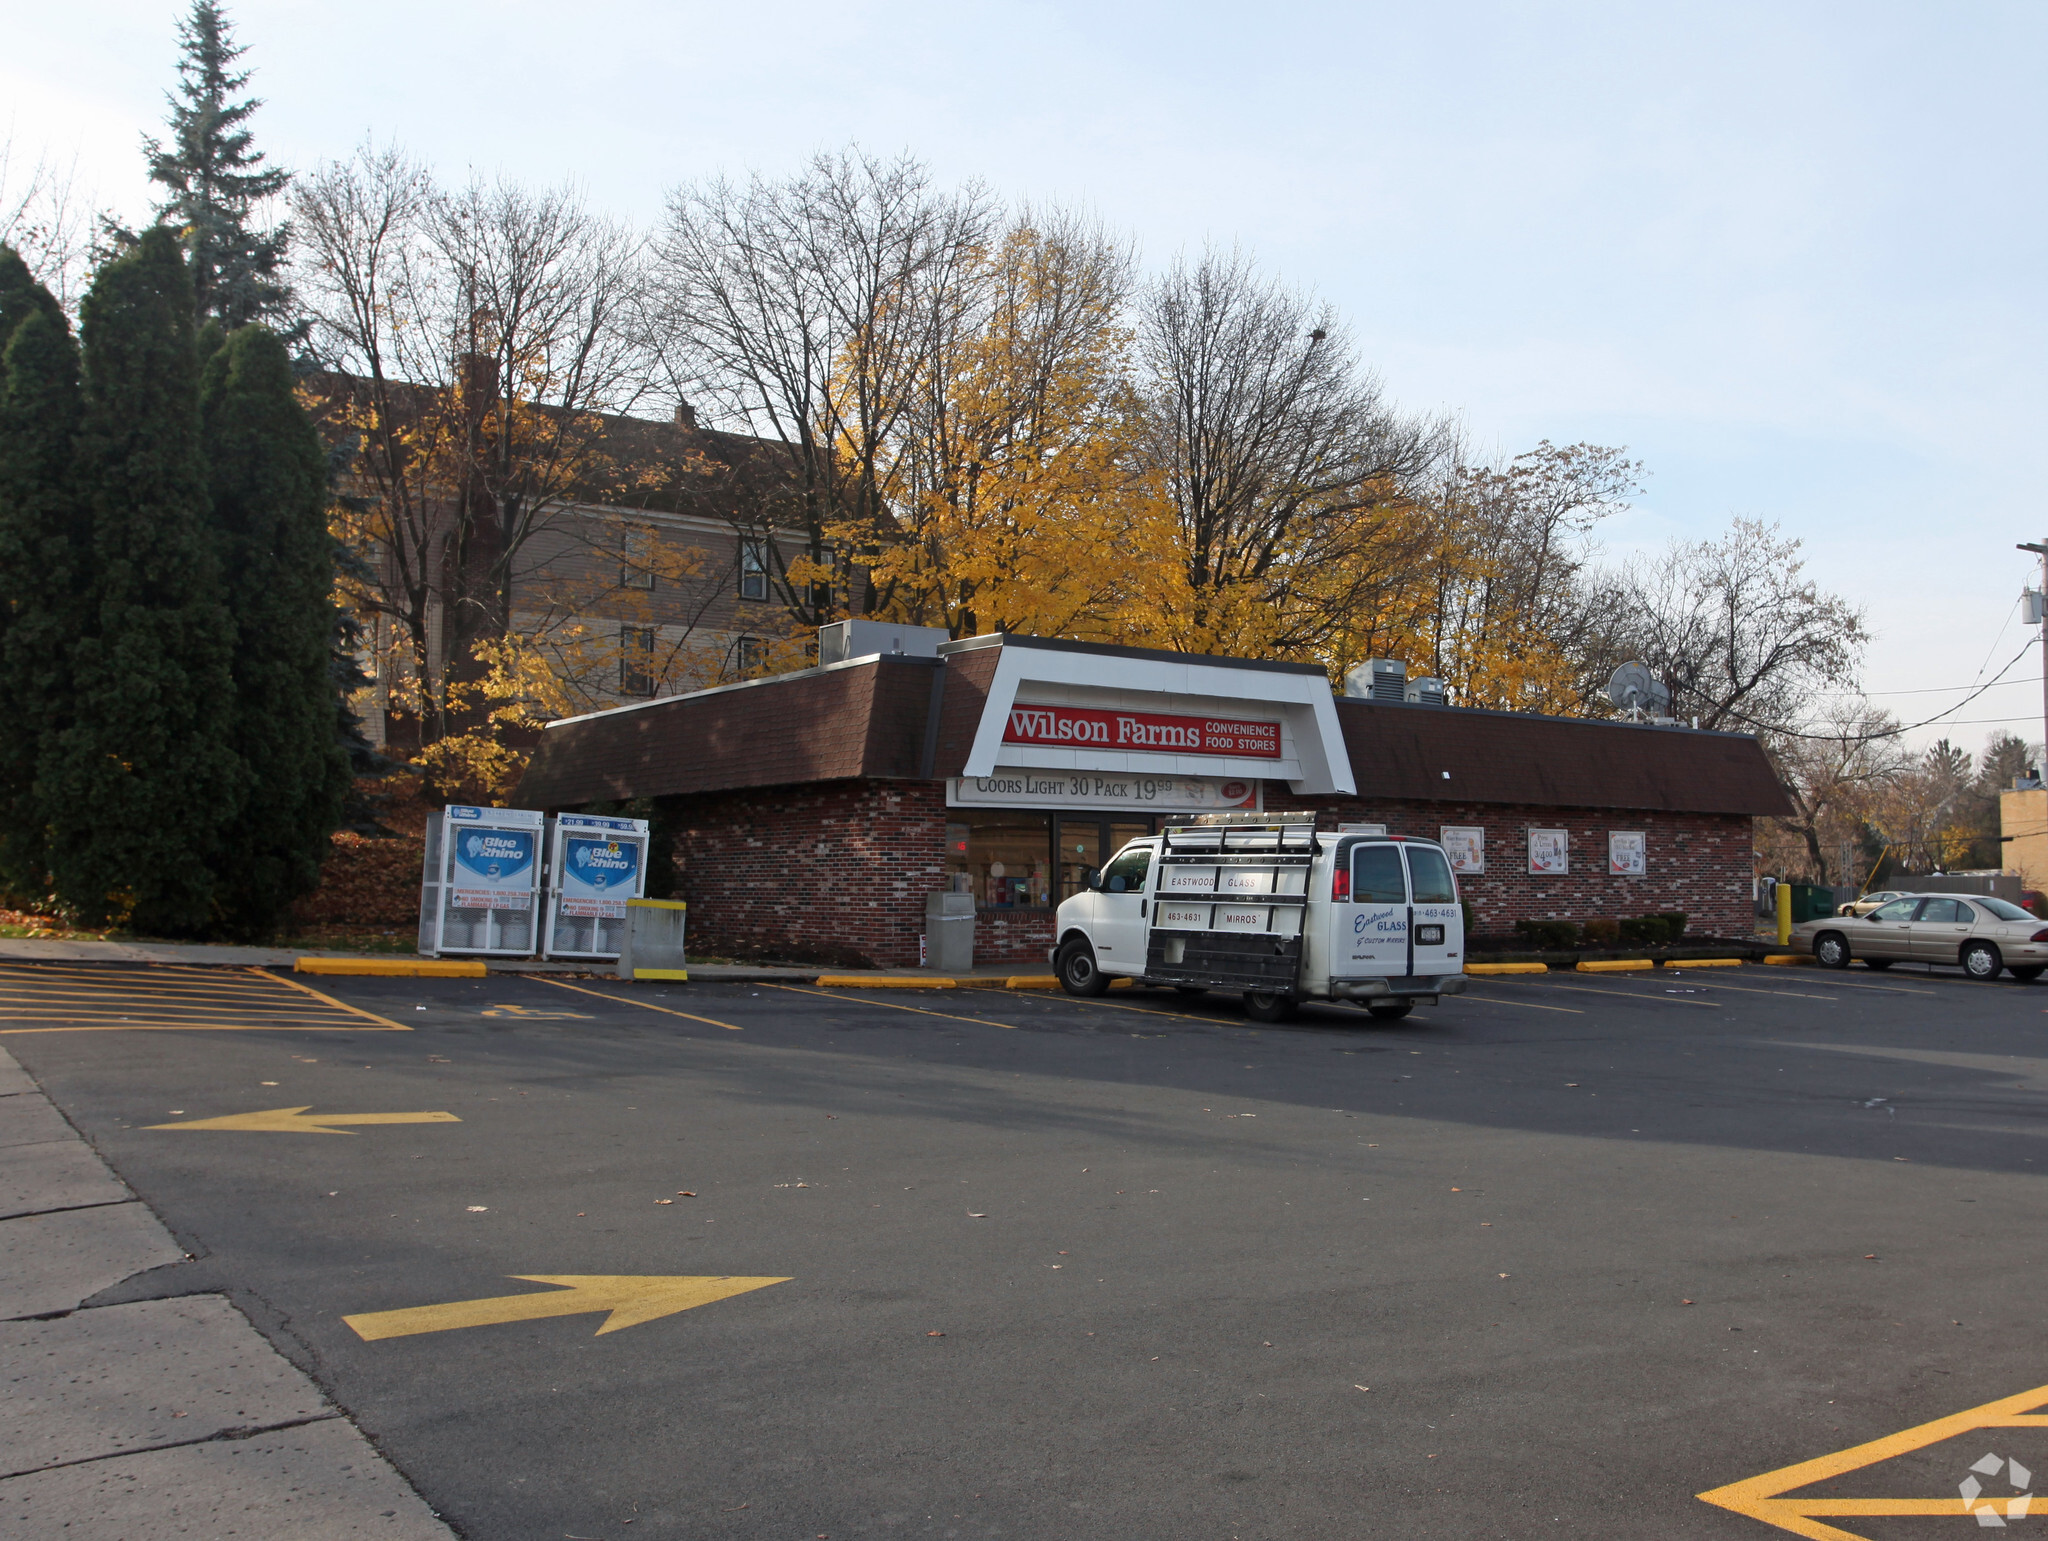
1057 939 1109 997
1243 990 1297 1023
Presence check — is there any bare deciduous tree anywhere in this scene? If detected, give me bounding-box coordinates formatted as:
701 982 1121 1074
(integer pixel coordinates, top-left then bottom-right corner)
649 149 997 625
1132 246 1453 655
1613 518 1866 733
292 144 651 745
0 138 95 310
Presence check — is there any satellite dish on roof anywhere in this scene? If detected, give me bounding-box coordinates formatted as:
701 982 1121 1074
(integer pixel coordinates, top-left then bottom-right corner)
1606 662 1670 719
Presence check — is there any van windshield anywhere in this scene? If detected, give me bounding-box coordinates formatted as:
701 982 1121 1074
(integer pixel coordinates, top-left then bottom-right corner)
1352 846 1407 904
1407 846 1457 904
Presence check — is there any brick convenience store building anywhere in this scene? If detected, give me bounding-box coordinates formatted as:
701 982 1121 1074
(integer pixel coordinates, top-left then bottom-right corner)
514 630 1789 968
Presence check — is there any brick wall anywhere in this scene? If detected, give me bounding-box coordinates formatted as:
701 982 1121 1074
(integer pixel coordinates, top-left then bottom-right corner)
1281 791 1756 938
664 779 1759 967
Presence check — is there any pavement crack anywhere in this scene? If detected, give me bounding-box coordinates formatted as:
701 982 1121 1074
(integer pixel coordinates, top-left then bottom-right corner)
0 1196 136 1222
0 1413 342 1480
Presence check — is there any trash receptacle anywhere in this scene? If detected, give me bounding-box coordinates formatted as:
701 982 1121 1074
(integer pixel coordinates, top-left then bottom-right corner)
618 898 688 980
1788 883 1836 923
925 892 975 973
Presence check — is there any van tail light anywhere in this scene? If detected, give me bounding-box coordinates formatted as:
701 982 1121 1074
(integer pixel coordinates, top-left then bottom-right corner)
1333 866 1350 902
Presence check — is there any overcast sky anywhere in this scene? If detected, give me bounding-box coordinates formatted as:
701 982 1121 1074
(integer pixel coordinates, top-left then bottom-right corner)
7 0 2042 752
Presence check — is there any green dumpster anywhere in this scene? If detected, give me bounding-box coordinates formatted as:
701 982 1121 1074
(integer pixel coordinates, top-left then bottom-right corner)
1787 883 1836 922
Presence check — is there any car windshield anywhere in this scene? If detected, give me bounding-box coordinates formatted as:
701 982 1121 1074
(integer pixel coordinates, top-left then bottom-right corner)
1976 896 2035 922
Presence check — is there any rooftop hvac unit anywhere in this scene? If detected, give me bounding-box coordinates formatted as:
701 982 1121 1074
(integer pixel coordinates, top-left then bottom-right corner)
1405 677 1447 706
1342 658 1407 701
817 619 950 665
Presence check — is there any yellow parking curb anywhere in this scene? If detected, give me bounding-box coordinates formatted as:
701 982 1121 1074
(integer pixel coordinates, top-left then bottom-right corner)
815 975 959 989
295 957 485 978
1005 975 1060 989
1763 954 1814 967
1466 962 1549 976
1666 958 1744 968
630 969 690 981
1577 959 1655 972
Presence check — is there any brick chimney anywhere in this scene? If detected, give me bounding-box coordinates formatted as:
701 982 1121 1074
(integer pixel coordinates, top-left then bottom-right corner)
673 399 699 431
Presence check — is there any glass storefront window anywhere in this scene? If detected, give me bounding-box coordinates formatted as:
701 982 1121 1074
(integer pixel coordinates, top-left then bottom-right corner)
945 811 1051 908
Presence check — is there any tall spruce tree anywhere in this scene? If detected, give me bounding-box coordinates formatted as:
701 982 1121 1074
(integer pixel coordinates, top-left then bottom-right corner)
42 227 241 933
145 2 293 329
201 323 347 936
0 249 85 897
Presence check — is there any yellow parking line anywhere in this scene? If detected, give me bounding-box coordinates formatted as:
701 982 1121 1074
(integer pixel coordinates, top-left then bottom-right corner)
1598 976 1841 1003
765 982 1032 1031
1505 982 1716 1006
250 968 409 1029
535 976 745 1031
958 987 1221 1025
1460 992 1584 1015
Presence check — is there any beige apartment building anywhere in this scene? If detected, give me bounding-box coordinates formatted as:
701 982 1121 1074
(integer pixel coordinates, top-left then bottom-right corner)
314 377 818 751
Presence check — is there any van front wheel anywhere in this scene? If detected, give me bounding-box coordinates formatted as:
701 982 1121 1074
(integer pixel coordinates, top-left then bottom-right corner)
1057 939 1109 997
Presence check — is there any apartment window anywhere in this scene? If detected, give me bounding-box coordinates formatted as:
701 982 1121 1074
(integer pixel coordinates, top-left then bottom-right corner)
735 635 766 677
620 625 656 696
620 525 655 589
738 538 769 601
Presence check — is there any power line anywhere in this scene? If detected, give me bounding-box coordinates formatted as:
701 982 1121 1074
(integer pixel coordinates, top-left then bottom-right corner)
1725 639 2039 743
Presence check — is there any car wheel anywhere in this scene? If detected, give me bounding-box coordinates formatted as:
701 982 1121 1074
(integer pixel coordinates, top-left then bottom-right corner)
1366 1000 1413 1021
1814 932 1850 969
2010 965 2045 982
1242 990 1298 1023
1174 985 1208 997
1962 940 2003 982
1057 939 1109 997
1862 958 1892 971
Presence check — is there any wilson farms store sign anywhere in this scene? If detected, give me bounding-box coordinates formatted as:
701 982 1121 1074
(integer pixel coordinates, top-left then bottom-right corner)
1003 706 1282 759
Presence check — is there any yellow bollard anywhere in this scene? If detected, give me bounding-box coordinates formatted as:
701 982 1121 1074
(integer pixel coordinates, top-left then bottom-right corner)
1775 880 1792 947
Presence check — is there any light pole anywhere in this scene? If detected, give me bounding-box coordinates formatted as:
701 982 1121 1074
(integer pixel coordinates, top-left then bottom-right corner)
2019 540 2048 776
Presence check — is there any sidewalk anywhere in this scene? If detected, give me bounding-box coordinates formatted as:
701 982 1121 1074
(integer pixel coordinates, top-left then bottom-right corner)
0 1045 454 1539
0 937 1051 984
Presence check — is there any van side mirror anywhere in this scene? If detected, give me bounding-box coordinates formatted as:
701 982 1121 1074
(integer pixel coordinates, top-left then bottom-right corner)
1085 868 1103 891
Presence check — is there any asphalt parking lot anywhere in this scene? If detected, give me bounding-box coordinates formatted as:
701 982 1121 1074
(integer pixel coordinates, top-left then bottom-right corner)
5 959 2048 1541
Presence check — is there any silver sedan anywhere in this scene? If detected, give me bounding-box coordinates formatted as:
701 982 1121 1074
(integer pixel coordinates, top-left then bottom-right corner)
1796 893 2048 981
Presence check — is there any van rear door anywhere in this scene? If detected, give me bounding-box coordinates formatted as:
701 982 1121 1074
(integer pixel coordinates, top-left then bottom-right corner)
1404 844 1462 974
1335 843 1409 977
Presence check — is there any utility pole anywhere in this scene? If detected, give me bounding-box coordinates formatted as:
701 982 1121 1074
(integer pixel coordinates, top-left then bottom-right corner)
2019 541 2048 778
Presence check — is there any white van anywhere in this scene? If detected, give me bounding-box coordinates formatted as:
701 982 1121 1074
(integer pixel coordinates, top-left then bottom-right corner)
1050 815 1467 1022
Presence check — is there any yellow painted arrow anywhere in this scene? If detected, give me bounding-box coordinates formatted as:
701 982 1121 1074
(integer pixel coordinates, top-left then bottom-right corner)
343 1275 792 1341
1699 1380 2048 1539
146 1106 461 1134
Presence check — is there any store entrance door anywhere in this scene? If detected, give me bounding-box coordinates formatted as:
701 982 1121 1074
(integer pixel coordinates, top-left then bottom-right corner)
1056 817 1158 903
1056 819 1101 903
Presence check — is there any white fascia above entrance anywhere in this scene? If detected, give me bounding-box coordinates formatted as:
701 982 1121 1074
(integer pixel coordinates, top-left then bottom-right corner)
954 639 1356 796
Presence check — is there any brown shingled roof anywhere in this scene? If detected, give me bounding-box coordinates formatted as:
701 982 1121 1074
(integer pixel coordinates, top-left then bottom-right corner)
1335 698 1789 816
516 655 940 807
515 643 1791 818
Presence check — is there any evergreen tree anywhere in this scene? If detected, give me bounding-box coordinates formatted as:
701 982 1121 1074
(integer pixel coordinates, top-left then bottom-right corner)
201 323 348 936
42 227 240 933
145 2 293 330
0 249 85 896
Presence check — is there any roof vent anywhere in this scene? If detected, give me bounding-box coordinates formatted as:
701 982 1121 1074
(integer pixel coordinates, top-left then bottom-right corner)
1404 677 1446 706
817 619 949 665
1343 658 1407 702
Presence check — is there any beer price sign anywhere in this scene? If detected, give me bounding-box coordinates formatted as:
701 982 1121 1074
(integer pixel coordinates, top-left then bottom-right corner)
1003 705 1282 759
